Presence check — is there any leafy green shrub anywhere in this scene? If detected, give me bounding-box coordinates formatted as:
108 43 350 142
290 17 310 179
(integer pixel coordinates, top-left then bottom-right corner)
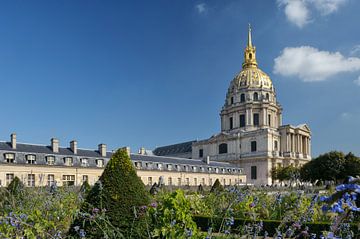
71 148 150 238
149 190 202 238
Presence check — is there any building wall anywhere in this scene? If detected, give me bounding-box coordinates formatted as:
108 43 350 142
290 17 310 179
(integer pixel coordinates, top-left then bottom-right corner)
0 164 246 187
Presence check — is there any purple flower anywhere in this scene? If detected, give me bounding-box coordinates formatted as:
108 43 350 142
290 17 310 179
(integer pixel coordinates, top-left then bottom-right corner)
150 202 158 208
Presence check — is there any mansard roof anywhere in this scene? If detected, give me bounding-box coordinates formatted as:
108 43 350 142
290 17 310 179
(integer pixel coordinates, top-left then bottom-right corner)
153 140 195 156
0 141 112 158
131 153 240 169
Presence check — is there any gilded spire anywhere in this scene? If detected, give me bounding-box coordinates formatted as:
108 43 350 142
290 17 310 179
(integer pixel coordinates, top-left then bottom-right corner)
247 23 252 47
242 24 258 69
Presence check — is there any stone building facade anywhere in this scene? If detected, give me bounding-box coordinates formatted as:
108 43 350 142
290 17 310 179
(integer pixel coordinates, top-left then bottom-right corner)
0 134 245 187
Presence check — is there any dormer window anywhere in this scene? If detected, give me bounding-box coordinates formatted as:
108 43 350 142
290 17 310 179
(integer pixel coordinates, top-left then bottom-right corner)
26 154 36 164
46 156 55 165
96 159 104 168
64 157 73 166
192 166 197 172
167 164 172 170
135 162 142 169
81 158 89 167
4 153 15 163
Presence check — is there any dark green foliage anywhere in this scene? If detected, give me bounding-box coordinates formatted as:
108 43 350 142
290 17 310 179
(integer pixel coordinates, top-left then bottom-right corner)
7 176 25 196
271 165 300 182
70 148 150 238
300 151 360 183
210 179 224 193
79 180 91 196
197 184 204 194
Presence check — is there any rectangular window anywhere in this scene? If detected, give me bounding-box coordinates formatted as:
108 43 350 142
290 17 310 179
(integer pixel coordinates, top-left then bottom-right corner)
199 149 203 158
168 177 172 186
268 114 271 126
64 157 73 166
202 178 206 186
209 178 213 186
230 97 234 104
148 177 152 186
46 156 55 165
62 175 75 186
194 178 197 186
229 117 233 129
4 153 15 163
26 155 36 164
178 178 181 186
6 173 14 186
27 174 35 187
81 158 88 167
47 174 55 186
251 166 257 180
97 159 104 168
251 141 257 152
240 114 246 127
82 175 88 182
253 113 259 126
186 178 190 186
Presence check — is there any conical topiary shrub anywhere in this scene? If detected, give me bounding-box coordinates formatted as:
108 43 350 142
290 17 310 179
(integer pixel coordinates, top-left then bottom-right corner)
210 179 224 193
70 148 150 238
7 176 25 196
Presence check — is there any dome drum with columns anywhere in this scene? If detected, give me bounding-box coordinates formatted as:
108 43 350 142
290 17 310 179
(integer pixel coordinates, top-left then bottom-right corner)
192 25 311 185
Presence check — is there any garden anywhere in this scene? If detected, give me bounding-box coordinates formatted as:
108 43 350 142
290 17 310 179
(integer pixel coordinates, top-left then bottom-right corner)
1 149 360 239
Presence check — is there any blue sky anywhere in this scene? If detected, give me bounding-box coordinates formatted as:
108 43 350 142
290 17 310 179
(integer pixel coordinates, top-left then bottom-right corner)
0 0 359 156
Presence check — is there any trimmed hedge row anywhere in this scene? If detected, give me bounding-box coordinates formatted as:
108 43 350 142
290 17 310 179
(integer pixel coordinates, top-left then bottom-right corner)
193 215 359 236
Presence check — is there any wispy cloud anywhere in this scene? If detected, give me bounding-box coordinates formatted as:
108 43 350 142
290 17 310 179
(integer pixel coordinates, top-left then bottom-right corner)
195 3 207 14
277 0 348 28
354 76 360 86
350 45 360 56
273 46 360 81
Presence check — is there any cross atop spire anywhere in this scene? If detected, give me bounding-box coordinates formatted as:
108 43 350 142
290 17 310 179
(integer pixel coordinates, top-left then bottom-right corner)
242 24 258 69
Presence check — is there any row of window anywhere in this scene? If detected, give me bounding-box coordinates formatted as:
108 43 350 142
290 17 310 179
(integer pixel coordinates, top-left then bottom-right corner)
199 141 258 157
230 92 270 105
134 161 241 174
3 153 104 167
229 113 273 129
146 176 243 186
2 173 88 187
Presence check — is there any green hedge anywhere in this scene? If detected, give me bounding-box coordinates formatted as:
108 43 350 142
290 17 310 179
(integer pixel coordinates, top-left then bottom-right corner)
193 215 359 236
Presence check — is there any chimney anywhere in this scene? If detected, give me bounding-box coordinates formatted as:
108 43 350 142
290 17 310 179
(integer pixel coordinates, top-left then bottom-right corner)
98 144 107 157
204 156 210 165
10 133 16 149
121 146 131 157
139 147 146 155
51 138 59 153
70 140 77 154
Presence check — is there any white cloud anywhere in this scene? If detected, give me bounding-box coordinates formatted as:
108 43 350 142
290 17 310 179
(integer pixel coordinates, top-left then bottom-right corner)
350 45 360 56
273 46 360 81
278 0 310 28
195 3 207 14
277 0 348 28
354 76 360 86
310 0 347 15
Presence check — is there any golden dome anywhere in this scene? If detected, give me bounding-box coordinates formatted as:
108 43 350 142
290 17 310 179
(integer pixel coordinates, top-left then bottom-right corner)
232 67 273 89
229 25 273 90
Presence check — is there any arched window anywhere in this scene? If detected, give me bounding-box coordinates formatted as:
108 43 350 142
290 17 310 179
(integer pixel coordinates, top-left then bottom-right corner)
266 93 269 100
240 94 245 103
253 92 258 101
249 53 252 59
230 97 234 104
219 143 228 154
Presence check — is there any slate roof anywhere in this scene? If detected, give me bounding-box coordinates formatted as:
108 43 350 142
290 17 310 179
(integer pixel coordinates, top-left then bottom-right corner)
131 153 239 169
153 140 195 156
0 142 113 158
